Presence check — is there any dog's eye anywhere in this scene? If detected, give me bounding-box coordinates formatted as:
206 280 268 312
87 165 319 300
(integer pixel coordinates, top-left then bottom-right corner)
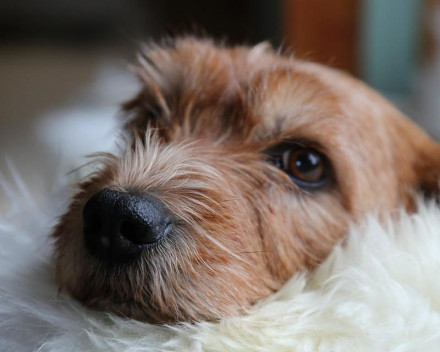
267 145 330 189
284 149 325 183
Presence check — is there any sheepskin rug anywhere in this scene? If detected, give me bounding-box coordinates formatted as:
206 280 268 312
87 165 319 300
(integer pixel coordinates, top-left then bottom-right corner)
1 170 440 352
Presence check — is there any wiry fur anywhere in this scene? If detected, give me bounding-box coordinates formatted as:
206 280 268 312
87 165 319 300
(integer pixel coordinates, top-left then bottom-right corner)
52 37 440 323
2 173 440 351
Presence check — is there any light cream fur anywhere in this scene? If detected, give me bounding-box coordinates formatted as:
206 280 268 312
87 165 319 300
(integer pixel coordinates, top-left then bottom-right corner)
1 175 440 351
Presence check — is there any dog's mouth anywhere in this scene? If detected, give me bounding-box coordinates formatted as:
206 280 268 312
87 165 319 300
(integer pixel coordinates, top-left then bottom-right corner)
62 252 174 323
61 213 204 323
65 254 222 324
77 292 171 323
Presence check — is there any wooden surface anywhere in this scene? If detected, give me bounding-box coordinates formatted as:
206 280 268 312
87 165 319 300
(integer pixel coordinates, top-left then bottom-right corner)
283 0 359 75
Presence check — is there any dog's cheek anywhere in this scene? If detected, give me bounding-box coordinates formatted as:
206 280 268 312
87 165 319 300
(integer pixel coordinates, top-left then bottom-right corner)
52 180 107 298
177 202 278 320
52 172 118 279
52 205 88 294
258 189 350 281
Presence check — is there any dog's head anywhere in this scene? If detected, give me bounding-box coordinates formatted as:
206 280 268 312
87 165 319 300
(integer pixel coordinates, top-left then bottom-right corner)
52 38 440 323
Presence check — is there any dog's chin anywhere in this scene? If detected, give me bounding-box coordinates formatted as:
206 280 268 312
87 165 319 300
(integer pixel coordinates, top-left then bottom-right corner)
66 277 229 324
58 243 225 324
75 293 171 323
63 264 172 323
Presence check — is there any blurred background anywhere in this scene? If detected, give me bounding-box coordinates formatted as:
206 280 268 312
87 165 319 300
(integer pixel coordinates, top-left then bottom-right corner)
1 0 440 210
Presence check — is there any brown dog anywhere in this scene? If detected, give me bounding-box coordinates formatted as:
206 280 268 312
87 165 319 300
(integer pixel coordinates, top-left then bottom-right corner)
52 38 440 323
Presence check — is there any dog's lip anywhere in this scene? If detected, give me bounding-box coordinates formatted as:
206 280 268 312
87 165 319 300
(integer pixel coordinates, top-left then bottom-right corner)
78 293 170 323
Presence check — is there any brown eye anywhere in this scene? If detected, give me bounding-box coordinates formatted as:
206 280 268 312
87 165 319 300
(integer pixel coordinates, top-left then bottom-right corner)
284 149 325 183
266 142 331 189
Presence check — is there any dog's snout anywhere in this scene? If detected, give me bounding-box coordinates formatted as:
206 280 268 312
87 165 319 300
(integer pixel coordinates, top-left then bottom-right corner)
82 189 171 263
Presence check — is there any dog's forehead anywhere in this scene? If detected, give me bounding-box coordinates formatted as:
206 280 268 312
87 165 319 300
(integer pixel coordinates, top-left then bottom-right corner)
132 39 382 145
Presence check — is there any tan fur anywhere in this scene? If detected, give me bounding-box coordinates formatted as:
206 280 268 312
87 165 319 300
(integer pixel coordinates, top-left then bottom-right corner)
52 37 440 323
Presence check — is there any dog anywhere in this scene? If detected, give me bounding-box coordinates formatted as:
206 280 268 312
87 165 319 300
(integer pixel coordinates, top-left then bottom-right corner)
52 37 440 323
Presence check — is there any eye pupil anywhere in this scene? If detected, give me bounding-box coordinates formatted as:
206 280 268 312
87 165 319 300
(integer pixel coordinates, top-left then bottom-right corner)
287 149 325 184
295 151 320 173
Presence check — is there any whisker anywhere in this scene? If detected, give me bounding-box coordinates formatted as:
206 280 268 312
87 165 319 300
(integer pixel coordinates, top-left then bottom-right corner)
218 197 241 203
238 250 273 254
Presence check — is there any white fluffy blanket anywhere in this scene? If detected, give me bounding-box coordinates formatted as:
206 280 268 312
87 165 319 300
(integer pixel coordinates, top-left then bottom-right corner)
1 171 440 352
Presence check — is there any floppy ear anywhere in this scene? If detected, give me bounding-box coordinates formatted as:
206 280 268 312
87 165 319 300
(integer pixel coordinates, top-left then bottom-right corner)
391 114 440 200
414 137 440 196
400 115 440 197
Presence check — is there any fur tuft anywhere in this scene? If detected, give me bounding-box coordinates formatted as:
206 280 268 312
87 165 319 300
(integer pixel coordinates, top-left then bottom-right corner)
1 171 440 350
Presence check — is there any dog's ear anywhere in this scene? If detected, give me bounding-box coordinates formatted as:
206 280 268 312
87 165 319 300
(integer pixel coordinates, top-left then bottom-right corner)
398 117 440 197
413 137 440 196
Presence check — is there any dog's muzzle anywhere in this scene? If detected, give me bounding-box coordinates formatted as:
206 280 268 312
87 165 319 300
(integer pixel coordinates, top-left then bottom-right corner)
82 189 172 263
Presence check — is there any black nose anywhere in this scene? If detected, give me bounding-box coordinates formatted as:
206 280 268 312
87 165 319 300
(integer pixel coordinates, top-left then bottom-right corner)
82 189 172 263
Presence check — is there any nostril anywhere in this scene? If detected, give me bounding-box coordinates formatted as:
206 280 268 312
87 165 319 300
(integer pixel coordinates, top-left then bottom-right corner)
119 219 168 245
120 220 135 239
84 212 102 234
119 220 145 245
